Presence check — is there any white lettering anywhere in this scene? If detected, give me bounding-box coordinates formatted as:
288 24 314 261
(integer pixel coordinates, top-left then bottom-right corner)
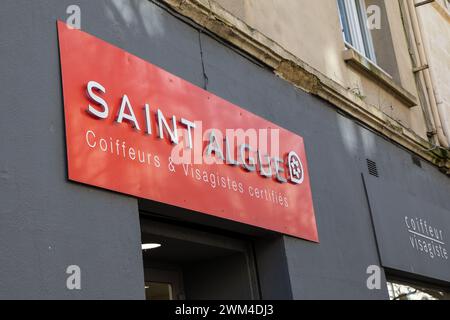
87 81 109 119
116 94 141 130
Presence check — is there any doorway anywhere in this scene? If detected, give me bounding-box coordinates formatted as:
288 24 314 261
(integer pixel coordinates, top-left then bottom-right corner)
140 216 260 300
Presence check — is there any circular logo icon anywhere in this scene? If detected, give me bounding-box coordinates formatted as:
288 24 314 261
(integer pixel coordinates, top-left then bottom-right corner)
288 151 304 185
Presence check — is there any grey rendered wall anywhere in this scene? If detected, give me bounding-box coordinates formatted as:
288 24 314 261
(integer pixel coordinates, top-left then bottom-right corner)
0 0 158 299
198 34 389 300
1 0 449 300
199 26 449 297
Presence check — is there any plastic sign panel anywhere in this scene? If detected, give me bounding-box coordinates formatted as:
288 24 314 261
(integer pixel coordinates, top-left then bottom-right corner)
57 21 318 242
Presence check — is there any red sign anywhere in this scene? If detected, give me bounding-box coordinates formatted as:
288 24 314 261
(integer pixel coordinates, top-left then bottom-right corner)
57 21 318 242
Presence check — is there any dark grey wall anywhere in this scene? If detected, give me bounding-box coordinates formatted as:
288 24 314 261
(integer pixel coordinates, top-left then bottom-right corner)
365 174 450 283
0 0 151 299
1 0 449 299
197 13 450 299
198 33 388 300
254 237 293 300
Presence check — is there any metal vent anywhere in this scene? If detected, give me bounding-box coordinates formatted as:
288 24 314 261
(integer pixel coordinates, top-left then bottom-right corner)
412 155 422 168
366 159 379 177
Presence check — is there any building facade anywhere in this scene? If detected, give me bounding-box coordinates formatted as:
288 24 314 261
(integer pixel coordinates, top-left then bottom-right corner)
0 0 449 299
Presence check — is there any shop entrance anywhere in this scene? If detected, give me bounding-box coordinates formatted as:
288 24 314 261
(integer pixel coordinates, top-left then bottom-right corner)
140 216 260 300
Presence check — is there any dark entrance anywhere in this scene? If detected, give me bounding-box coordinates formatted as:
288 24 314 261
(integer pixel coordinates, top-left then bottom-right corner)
140 216 260 300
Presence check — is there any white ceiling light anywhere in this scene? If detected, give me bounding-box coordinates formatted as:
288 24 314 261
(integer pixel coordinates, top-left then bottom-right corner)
141 243 161 250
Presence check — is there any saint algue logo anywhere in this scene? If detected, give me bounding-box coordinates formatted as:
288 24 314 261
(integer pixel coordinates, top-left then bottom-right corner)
84 80 304 185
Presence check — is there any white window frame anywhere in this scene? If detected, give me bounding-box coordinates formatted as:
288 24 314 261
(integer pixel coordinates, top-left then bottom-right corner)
338 0 377 64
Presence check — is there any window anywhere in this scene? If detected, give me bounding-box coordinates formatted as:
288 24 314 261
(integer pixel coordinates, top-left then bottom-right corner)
338 0 377 63
387 280 450 300
338 0 402 83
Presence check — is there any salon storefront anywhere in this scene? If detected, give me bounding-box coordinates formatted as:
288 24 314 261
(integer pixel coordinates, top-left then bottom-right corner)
0 0 449 300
